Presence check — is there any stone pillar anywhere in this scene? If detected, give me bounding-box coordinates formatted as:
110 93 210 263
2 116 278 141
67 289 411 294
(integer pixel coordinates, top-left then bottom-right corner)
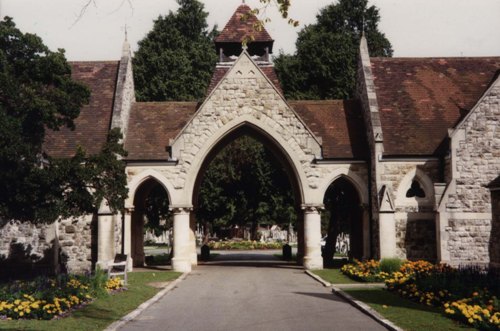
97 212 114 268
379 211 397 258
171 207 193 273
189 213 198 266
123 208 133 270
296 213 305 264
362 205 371 259
302 205 323 270
435 211 450 264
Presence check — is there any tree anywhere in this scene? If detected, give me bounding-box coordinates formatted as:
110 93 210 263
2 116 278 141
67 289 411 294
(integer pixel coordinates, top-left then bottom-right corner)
274 0 392 100
196 136 296 241
0 17 128 223
133 0 218 101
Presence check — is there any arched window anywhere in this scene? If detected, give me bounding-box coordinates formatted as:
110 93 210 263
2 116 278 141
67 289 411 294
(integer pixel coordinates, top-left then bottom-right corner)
406 180 426 198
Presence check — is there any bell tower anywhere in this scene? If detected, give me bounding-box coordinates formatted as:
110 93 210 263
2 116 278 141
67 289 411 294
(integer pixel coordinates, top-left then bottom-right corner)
214 3 275 63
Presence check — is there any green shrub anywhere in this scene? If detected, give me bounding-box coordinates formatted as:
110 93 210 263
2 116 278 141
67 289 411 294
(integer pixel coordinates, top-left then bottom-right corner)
380 258 402 274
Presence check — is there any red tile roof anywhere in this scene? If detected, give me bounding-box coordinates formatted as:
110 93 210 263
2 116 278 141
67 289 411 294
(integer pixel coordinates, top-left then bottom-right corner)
215 4 273 43
43 61 119 158
371 57 500 156
125 102 199 160
207 65 282 96
289 100 368 159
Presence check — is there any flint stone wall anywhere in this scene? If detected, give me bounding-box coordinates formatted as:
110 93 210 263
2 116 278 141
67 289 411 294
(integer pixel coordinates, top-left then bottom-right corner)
0 220 53 263
58 215 95 274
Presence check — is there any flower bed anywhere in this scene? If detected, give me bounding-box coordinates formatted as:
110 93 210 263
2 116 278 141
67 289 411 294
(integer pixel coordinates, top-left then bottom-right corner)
385 261 500 330
207 240 282 250
340 259 391 282
0 272 124 320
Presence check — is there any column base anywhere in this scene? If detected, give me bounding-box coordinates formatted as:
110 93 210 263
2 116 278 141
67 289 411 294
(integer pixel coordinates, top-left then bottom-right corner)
172 257 192 272
190 252 198 266
303 256 323 270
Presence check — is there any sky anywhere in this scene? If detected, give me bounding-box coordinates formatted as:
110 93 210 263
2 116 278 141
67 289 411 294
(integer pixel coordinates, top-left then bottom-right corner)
1 0 500 61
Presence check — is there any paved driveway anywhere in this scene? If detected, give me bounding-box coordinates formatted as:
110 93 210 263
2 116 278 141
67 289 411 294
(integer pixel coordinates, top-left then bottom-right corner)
119 252 387 331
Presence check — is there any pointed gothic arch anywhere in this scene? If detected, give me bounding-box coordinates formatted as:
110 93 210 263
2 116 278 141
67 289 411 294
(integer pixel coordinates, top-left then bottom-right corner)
180 114 313 206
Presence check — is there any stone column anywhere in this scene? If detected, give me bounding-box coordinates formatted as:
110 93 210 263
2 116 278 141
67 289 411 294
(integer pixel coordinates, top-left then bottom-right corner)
171 207 193 273
362 205 371 259
296 213 305 264
379 211 397 258
123 208 133 270
97 211 114 268
435 211 450 264
189 213 198 266
302 205 323 270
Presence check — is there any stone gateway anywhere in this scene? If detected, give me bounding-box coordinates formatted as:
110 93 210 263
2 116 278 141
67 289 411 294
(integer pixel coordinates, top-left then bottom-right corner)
1 4 499 274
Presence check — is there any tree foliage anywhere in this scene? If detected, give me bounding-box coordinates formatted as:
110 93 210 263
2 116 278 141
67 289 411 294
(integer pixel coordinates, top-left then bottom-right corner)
0 17 128 223
196 136 296 239
133 0 218 101
274 0 392 100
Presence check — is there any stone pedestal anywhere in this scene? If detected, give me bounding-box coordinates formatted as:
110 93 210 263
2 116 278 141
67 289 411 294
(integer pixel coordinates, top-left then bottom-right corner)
171 207 192 273
362 207 370 259
123 209 133 270
97 214 114 267
302 205 323 270
379 212 397 258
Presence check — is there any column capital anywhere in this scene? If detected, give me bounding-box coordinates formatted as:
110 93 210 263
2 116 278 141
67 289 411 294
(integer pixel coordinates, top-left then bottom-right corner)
124 207 134 214
301 204 324 213
169 205 193 214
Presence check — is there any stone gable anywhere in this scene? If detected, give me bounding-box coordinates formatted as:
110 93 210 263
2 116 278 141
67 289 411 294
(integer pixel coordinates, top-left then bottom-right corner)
167 52 322 197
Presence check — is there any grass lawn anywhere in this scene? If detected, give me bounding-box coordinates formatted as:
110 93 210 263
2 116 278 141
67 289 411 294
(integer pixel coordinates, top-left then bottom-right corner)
344 288 474 331
312 268 364 284
0 271 181 331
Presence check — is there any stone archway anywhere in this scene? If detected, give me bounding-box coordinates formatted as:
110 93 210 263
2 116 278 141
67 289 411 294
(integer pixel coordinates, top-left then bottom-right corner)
323 176 366 264
131 177 171 267
190 124 304 260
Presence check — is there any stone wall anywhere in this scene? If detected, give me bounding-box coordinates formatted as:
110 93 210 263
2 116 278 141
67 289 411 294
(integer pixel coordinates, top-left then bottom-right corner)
395 216 436 261
381 161 439 260
490 191 500 266
447 80 500 213
447 218 491 265
58 215 96 274
442 78 500 265
0 220 54 264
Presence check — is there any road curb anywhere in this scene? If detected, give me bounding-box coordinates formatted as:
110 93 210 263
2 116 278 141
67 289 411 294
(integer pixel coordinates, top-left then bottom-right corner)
304 270 402 331
304 270 331 287
104 272 189 331
331 286 403 331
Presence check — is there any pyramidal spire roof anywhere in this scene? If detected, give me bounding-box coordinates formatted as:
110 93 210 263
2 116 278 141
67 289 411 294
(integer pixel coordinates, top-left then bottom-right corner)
215 4 273 43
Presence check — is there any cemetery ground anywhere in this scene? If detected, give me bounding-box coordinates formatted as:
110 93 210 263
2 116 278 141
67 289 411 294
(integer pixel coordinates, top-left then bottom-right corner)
1 249 497 331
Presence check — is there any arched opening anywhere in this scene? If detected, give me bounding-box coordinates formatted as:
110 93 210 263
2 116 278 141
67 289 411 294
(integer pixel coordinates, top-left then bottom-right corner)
322 177 363 265
192 125 303 263
132 178 171 267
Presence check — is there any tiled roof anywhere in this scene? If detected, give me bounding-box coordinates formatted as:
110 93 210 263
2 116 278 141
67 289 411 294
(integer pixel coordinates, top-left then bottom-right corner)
215 4 273 43
207 65 282 95
371 57 500 156
125 102 199 160
43 61 119 158
289 100 368 159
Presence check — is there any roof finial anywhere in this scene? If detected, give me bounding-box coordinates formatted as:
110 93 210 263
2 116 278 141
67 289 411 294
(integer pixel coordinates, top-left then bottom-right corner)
124 23 128 41
242 0 245 3
361 16 365 37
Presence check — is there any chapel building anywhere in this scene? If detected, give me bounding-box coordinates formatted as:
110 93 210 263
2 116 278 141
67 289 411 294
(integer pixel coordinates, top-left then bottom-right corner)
1 4 499 274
